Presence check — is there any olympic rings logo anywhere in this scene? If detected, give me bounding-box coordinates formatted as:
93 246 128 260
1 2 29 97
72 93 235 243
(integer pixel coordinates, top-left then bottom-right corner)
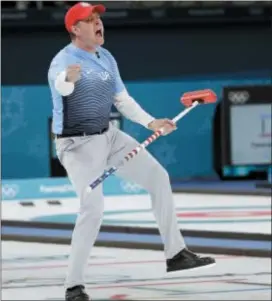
228 91 249 104
2 184 19 199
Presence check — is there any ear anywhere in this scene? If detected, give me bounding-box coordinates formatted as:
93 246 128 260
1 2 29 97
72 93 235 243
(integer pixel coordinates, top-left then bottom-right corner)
71 25 79 36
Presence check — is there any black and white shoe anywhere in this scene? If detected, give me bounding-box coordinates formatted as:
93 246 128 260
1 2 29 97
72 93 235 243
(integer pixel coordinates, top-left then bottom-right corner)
167 248 215 273
65 285 90 301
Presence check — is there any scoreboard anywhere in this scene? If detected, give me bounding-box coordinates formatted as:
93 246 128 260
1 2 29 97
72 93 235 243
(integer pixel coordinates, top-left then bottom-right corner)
221 85 272 167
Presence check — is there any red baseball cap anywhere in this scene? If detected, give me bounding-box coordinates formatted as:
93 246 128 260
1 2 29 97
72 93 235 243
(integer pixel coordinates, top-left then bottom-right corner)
65 2 106 32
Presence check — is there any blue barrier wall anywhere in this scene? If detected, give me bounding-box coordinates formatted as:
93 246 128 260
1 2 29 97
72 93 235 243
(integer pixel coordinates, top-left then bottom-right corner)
1 176 146 200
2 72 270 179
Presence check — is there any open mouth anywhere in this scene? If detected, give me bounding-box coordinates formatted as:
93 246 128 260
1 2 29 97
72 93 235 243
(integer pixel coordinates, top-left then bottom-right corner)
95 29 102 37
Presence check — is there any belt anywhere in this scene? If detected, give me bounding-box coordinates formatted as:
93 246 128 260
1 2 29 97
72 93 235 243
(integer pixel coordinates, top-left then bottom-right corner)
55 127 108 138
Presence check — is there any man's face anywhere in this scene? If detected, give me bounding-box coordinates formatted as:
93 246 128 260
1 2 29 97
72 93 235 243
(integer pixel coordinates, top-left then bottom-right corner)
72 13 104 47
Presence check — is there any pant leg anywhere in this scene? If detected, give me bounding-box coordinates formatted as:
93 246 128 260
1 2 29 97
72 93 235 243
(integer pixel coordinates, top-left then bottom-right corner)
55 135 109 288
107 127 186 259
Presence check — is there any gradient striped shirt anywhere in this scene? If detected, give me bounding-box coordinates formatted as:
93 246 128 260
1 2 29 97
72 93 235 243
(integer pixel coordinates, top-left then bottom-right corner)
48 43 125 135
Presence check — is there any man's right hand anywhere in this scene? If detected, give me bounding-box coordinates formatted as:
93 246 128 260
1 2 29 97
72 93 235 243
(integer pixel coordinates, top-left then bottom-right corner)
66 64 81 83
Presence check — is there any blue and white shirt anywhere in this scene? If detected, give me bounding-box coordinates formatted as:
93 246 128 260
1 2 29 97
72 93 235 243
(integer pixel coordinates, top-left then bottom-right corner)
48 43 130 135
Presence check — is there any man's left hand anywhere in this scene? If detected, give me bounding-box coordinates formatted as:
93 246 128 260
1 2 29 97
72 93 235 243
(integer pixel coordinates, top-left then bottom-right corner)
148 119 177 135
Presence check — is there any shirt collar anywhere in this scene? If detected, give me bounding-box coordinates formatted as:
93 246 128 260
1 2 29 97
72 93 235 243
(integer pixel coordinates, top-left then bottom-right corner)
67 43 100 60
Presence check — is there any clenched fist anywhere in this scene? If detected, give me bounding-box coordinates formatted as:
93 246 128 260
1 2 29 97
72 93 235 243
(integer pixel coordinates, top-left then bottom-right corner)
66 64 81 83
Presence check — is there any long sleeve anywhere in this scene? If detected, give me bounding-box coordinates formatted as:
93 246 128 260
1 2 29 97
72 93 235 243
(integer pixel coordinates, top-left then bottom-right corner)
54 71 75 96
114 89 155 128
48 56 74 97
109 51 155 128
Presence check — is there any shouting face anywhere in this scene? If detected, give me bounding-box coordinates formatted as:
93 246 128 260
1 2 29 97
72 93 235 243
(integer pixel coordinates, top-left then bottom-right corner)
71 12 104 48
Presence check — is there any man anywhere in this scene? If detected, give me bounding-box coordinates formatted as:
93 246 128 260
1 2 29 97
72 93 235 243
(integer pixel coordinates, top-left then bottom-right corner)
48 2 215 300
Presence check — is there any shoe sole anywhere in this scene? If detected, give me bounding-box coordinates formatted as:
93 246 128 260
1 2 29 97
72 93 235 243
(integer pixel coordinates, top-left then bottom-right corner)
165 262 216 277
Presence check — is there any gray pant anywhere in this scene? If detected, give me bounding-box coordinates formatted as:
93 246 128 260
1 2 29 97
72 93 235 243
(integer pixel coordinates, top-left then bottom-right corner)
55 124 186 289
